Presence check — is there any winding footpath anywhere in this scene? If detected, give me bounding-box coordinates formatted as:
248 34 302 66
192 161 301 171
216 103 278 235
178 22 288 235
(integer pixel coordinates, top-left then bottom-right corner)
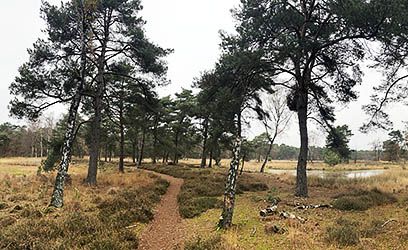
138 171 185 250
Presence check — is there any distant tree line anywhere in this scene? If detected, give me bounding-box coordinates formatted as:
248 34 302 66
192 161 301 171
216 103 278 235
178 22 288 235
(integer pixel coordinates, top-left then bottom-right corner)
3 116 407 165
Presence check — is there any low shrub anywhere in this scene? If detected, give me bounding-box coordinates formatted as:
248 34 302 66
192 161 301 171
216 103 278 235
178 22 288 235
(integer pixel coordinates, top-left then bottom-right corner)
179 197 223 218
0 175 168 250
143 164 268 218
326 218 360 247
333 188 397 211
184 235 223 250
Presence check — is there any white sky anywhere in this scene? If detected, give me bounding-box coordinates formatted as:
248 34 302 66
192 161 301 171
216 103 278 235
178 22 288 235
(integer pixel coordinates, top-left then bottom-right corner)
1 0 407 150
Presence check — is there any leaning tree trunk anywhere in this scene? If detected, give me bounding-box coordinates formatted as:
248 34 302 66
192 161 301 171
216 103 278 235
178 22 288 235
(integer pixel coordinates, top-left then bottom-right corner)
50 1 87 207
295 92 309 197
200 118 209 168
219 114 242 229
240 154 246 175
260 143 273 173
261 130 278 173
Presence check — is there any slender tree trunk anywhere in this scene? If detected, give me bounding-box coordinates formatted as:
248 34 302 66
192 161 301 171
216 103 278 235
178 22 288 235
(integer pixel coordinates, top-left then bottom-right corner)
219 113 242 229
40 131 43 158
208 150 213 168
173 132 179 164
138 128 146 166
152 118 159 164
165 152 169 163
295 92 308 197
104 143 108 162
260 143 273 173
119 121 125 173
200 118 209 168
50 1 87 207
240 154 245 175
132 141 136 164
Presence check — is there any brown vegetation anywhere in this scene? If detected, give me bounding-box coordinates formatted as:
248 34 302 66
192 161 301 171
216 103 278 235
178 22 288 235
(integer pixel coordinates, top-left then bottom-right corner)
0 161 168 249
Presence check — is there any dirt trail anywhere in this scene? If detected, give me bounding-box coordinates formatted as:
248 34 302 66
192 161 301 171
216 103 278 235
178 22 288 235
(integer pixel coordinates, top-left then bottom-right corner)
138 170 185 250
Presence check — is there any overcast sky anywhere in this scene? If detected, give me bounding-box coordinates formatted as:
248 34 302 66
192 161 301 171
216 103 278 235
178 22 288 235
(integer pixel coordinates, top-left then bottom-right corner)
1 0 407 150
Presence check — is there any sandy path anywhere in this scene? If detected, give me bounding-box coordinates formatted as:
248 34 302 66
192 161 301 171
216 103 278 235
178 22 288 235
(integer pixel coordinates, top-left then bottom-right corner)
138 170 185 250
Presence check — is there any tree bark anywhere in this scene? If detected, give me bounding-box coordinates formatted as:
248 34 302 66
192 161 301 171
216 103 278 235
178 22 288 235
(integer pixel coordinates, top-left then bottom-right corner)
295 92 309 197
138 127 146 166
118 88 125 173
219 113 242 229
50 1 87 207
260 143 273 173
104 143 108 162
200 118 209 168
240 155 245 175
132 141 136 164
208 149 213 168
119 117 125 173
86 9 111 185
173 131 179 164
152 117 159 164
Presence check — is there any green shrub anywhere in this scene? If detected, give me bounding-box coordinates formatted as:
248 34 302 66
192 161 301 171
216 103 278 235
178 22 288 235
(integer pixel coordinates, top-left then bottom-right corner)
333 188 397 211
324 150 342 167
326 218 360 247
179 197 223 218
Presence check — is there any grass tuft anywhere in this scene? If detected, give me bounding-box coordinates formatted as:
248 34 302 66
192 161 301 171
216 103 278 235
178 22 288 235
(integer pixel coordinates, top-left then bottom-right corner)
332 188 397 211
326 218 360 247
184 235 223 250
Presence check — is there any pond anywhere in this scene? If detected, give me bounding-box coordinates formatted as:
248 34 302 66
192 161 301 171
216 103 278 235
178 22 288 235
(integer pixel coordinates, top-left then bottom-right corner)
266 169 386 179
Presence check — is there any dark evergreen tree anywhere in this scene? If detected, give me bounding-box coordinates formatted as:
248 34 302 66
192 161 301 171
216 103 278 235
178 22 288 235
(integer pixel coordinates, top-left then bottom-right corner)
326 125 353 163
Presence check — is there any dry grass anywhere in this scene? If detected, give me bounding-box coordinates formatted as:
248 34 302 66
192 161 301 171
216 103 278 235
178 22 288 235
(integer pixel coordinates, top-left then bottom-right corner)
2 157 408 249
179 159 405 172
180 163 408 249
0 159 169 249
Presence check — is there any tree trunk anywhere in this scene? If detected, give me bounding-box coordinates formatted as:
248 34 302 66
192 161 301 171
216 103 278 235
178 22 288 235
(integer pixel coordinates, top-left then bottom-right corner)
165 152 169 163
173 132 179 164
119 119 125 173
261 143 273 173
240 155 246 175
200 118 209 168
152 118 159 164
208 150 213 168
85 10 110 185
104 143 108 162
132 141 136 164
295 92 308 197
50 2 87 207
40 131 43 158
138 128 146 166
219 114 242 229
